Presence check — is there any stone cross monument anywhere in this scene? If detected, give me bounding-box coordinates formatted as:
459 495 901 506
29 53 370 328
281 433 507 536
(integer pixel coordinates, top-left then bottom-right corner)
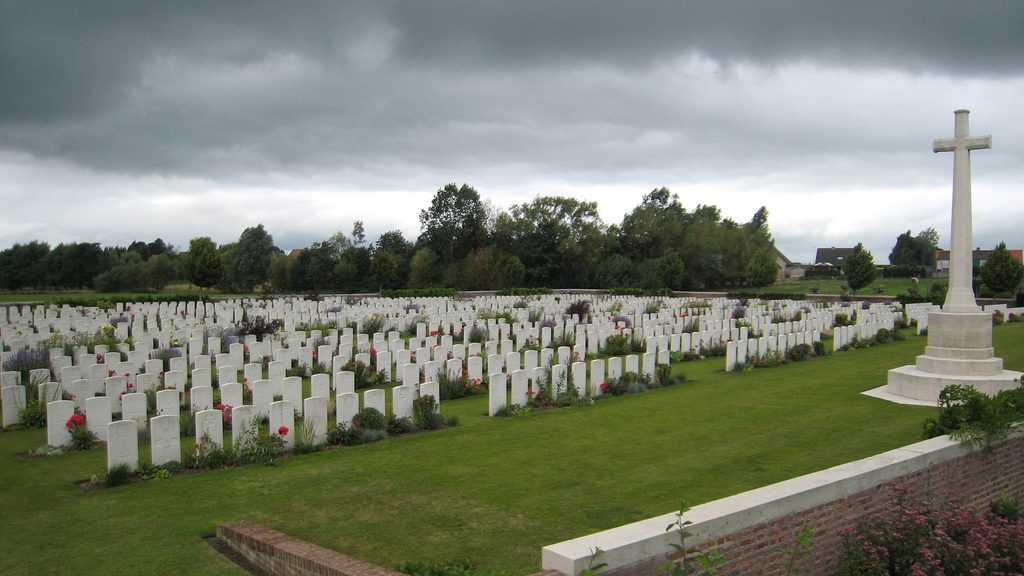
886 110 1021 402
933 110 991 314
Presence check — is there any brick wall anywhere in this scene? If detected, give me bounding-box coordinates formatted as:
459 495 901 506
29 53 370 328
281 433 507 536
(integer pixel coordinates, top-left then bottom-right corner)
216 520 404 576
542 432 1024 575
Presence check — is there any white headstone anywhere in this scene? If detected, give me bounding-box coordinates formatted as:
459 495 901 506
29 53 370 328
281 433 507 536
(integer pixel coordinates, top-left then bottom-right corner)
150 414 181 466
107 419 139 471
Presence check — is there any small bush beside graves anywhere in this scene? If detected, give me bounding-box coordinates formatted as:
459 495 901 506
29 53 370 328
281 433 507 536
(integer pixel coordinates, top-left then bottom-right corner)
437 370 484 400
921 383 1024 451
1 347 50 382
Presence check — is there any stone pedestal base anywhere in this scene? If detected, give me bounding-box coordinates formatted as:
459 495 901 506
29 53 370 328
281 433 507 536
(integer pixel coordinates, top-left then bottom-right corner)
886 365 1021 402
885 310 1021 403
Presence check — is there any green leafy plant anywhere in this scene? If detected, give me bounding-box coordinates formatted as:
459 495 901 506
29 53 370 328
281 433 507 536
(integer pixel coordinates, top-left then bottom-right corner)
776 524 814 575
660 502 725 575
105 463 134 487
352 407 387 431
292 420 323 455
921 383 1023 452
413 394 443 430
17 399 47 428
991 493 1022 522
578 547 608 576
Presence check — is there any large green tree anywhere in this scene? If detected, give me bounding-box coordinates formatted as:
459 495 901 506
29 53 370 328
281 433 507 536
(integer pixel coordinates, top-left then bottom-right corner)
185 237 223 291
745 247 780 288
233 224 278 290
979 242 1023 294
889 228 938 267
494 195 606 287
843 243 876 294
417 183 489 265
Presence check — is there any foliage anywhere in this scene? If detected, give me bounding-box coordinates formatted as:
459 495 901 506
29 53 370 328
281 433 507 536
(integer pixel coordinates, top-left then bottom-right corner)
495 287 553 296
231 416 285 466
600 333 643 356
361 313 390 335
745 247 780 288
436 369 484 401
786 344 815 362
352 407 387 431
395 559 511 576
776 525 814 576
17 399 47 428
67 412 98 451
185 237 223 290
235 314 283 339
661 501 725 575
150 346 182 372
979 241 1023 294
339 360 388 388
419 183 489 266
105 463 134 487
387 415 417 436
232 224 278 291
843 243 876 294
888 228 938 268
921 383 1024 451
413 394 443 431
600 372 654 396
991 493 1022 523
1 347 50 383
840 486 1024 575
292 420 323 455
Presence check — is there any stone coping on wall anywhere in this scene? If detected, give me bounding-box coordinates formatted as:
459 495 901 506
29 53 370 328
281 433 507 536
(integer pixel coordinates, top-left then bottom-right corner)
541 433 991 575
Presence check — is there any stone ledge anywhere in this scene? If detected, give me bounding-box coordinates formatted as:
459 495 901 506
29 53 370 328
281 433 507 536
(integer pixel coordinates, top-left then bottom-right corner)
216 520 403 576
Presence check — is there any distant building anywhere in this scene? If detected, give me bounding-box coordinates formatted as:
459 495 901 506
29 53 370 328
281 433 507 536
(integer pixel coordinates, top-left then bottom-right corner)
772 246 804 280
934 247 1023 277
287 248 306 259
813 247 856 269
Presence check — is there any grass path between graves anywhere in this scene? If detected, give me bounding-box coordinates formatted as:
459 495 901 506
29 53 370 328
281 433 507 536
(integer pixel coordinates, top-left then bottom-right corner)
4 324 1024 575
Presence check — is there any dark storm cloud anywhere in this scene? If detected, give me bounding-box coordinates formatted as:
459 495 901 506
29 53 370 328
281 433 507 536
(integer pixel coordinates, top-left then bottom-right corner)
2 1 1022 176
1 1 1022 258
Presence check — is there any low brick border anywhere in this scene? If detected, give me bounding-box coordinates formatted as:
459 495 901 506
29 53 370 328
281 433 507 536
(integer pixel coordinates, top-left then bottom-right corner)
216 520 403 576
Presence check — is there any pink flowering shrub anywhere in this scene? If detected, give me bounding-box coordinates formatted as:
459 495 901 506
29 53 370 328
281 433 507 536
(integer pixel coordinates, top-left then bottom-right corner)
841 485 1024 575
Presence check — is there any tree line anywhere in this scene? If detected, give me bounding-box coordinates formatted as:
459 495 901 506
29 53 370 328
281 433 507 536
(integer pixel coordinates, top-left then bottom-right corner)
0 185 782 293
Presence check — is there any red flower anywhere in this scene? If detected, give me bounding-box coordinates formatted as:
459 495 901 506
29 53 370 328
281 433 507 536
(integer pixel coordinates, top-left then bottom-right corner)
278 426 289 436
312 350 318 357
369 347 377 355
600 382 607 391
430 330 439 336
65 413 86 429
108 370 115 378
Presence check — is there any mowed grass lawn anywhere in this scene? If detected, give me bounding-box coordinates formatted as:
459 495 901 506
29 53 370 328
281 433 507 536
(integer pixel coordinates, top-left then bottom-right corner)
3 324 1023 575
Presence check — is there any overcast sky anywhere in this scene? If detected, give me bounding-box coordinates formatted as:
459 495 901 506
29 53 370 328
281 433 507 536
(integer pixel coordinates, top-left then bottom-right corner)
1 1 1022 264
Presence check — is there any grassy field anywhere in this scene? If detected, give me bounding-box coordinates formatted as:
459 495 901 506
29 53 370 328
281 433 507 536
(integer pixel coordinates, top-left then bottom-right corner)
2 324 1023 575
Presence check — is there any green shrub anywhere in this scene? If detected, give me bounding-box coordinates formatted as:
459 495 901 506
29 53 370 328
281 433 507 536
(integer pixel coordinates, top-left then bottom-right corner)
437 369 484 400
327 422 360 446
360 314 390 335
786 344 815 362
387 415 416 436
69 423 98 451
17 399 47 428
179 411 195 437
991 493 1022 523
413 395 443 430
292 421 323 455
564 299 591 320
339 360 388 388
352 407 387 431
921 384 1024 452
601 372 650 396
105 464 134 487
